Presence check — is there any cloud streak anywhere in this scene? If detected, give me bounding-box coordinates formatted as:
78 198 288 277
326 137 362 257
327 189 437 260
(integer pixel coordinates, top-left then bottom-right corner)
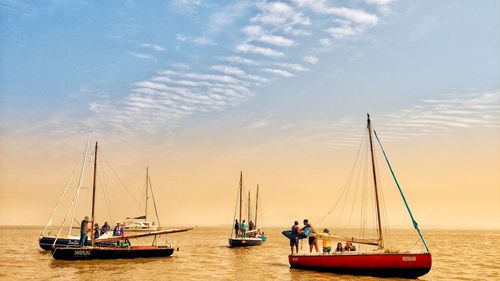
315 91 500 150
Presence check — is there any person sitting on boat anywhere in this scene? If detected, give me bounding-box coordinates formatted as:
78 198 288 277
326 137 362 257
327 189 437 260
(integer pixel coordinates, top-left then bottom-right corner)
113 222 124 246
79 216 89 247
317 228 332 254
249 220 255 231
335 242 344 252
344 241 356 251
290 221 301 254
93 223 100 239
234 219 240 237
100 221 110 235
302 219 319 253
241 220 248 239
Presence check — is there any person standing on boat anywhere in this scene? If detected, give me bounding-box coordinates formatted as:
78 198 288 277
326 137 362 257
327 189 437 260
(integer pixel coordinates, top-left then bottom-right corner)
290 221 301 254
79 216 89 247
93 223 100 239
113 222 124 246
249 220 255 231
101 221 110 235
302 219 319 253
234 219 240 238
241 220 248 238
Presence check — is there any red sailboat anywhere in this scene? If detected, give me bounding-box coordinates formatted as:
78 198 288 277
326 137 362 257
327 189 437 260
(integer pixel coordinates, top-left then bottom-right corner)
288 114 432 278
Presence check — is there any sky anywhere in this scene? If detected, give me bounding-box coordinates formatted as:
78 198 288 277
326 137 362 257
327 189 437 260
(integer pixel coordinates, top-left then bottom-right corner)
0 0 499 231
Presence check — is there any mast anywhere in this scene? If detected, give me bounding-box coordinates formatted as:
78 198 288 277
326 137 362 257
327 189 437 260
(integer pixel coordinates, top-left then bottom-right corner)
247 190 251 223
90 141 98 247
145 167 149 220
255 184 259 229
367 114 384 249
239 171 243 224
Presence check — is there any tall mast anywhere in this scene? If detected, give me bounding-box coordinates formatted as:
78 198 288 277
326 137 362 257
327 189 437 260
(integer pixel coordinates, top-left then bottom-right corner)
367 114 384 249
239 171 243 224
145 167 149 219
90 141 98 247
247 190 251 223
255 184 259 229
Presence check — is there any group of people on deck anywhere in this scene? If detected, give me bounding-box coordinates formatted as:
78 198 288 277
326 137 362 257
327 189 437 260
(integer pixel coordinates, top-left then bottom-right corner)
289 219 356 254
234 219 262 238
78 216 125 247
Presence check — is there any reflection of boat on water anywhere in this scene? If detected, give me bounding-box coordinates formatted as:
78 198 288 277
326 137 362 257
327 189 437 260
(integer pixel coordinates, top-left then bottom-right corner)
228 172 266 248
123 167 162 232
287 114 431 278
52 141 192 260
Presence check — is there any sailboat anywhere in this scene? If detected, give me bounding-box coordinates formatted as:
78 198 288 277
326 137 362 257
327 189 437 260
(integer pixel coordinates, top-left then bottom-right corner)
39 134 93 250
228 172 266 247
287 114 432 278
123 167 162 232
51 142 192 260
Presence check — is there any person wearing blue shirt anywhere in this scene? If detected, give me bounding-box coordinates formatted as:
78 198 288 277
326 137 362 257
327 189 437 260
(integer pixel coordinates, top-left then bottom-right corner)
79 216 89 247
241 220 248 239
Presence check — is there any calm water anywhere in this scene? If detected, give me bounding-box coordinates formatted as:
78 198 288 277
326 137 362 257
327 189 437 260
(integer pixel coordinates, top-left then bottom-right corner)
0 226 498 280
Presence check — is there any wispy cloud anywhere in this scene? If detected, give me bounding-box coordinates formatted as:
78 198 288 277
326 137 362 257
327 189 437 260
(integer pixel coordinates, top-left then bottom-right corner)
262 68 295 77
314 91 500 150
303 55 318 64
243 25 296 47
87 0 393 134
140 43 166 51
295 0 378 25
365 0 394 15
251 1 310 27
130 52 156 61
236 43 285 58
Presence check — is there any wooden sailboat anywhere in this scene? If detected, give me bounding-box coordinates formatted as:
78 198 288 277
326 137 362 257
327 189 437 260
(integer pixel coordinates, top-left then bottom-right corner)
287 114 432 278
52 142 192 260
228 172 265 247
123 167 162 232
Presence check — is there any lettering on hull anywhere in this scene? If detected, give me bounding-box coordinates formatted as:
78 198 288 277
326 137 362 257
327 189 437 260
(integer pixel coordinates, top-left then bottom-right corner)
402 256 416 261
74 250 91 256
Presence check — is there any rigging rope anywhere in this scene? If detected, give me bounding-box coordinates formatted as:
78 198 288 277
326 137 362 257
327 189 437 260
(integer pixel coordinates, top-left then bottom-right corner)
99 148 143 207
316 129 367 225
148 175 161 227
373 130 430 252
41 159 79 235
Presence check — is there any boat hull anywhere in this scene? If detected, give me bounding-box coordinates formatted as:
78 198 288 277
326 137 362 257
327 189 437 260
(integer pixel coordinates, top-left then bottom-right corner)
289 252 431 278
39 236 90 251
51 246 174 260
228 238 262 248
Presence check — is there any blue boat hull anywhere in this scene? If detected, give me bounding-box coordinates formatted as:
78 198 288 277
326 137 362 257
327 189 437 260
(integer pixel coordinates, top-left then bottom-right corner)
228 238 262 248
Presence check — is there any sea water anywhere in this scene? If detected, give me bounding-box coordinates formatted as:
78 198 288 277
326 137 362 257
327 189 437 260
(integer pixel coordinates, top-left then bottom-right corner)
0 226 498 280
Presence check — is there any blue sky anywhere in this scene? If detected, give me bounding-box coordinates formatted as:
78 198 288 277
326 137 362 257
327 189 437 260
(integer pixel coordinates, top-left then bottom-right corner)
2 0 499 143
1 1 499 227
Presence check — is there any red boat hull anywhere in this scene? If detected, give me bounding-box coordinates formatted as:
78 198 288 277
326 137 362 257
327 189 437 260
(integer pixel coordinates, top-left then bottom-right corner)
289 252 431 278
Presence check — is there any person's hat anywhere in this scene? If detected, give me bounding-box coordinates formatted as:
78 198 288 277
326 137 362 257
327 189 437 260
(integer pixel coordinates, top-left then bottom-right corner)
323 228 330 233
